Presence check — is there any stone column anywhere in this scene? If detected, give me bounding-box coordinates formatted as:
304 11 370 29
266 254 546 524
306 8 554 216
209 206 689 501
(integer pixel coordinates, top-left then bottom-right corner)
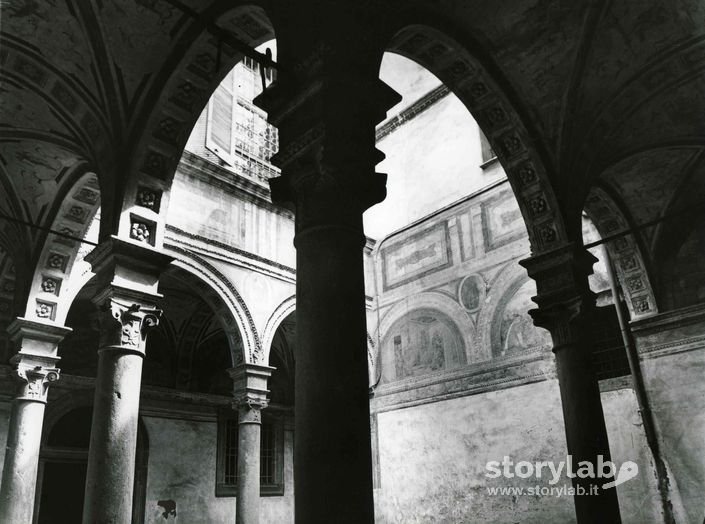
81 237 171 524
229 363 273 524
520 244 622 523
0 319 69 524
255 21 401 521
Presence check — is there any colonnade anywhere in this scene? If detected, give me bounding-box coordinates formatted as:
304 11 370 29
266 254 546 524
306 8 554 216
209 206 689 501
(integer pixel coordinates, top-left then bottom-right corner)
0 26 621 524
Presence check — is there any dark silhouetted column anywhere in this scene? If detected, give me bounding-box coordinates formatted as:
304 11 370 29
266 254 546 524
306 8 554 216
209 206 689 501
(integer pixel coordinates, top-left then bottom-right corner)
255 16 401 520
521 244 622 524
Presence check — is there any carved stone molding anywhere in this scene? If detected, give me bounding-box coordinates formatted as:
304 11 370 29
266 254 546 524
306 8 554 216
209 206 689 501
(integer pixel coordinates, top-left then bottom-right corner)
235 396 269 424
12 357 60 403
95 295 162 353
6 318 68 402
584 187 658 319
228 363 274 423
254 60 401 227
519 243 597 306
520 244 598 348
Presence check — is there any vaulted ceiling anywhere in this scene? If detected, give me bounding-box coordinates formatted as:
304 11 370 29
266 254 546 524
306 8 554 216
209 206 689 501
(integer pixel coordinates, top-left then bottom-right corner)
1 0 703 296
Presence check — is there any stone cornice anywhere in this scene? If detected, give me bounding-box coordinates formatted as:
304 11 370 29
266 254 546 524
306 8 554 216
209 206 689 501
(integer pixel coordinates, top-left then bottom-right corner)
375 84 451 143
164 225 296 283
630 302 705 335
370 349 554 412
177 150 292 219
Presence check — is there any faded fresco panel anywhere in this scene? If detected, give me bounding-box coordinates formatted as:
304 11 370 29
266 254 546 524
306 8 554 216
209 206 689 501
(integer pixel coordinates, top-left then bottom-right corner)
382 223 451 290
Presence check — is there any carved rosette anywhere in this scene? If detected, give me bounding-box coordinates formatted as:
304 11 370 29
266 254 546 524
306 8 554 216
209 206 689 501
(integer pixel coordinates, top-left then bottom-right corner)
98 297 162 353
234 396 269 425
13 361 60 403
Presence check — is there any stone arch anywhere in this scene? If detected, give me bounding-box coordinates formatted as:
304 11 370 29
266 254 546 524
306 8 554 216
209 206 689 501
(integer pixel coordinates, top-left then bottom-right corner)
584 186 658 319
381 24 571 253
162 245 261 365
261 294 296 365
378 292 474 375
113 5 277 248
476 261 550 359
23 170 101 325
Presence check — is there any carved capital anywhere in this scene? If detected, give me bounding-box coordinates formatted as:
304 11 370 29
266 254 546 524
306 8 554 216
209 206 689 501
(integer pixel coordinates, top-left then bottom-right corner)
96 296 162 353
528 296 594 348
228 363 274 423
234 396 269 424
520 244 598 349
520 243 597 307
10 353 60 403
255 62 400 226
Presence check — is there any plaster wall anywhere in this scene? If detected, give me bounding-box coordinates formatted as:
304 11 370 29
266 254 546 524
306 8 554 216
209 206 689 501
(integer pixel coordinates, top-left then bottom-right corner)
0 400 9 480
633 306 705 523
143 416 294 524
167 170 296 268
373 380 661 524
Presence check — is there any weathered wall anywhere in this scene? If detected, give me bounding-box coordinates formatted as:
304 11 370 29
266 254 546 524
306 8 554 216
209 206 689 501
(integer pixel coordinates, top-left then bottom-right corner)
0 400 10 480
167 159 296 269
373 379 661 524
143 416 294 524
633 305 705 523
366 54 504 240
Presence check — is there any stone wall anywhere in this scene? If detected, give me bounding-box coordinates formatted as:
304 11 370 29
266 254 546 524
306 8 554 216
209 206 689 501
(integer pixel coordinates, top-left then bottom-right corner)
143 416 294 524
372 380 662 524
633 304 705 523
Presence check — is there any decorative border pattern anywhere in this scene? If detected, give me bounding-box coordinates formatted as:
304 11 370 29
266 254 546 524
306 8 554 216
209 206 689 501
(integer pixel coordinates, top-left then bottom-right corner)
387 26 568 255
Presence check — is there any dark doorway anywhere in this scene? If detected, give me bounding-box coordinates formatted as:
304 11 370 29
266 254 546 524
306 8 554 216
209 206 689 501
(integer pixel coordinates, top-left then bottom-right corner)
35 406 148 524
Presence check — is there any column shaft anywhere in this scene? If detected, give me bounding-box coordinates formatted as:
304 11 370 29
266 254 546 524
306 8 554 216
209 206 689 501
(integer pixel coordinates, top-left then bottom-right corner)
522 246 621 523
0 400 47 523
80 237 171 524
0 319 66 524
82 347 143 524
295 224 374 524
236 412 262 524
553 328 621 522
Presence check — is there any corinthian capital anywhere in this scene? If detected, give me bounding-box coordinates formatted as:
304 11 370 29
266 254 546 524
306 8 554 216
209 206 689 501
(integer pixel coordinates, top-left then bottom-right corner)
11 355 60 403
97 296 162 352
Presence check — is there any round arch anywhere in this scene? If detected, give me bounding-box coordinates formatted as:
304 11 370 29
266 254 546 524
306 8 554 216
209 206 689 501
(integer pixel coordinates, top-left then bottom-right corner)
380 23 571 252
23 170 101 325
261 294 296 365
583 186 658 319
163 245 261 364
111 5 277 246
378 291 475 366
476 260 550 359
